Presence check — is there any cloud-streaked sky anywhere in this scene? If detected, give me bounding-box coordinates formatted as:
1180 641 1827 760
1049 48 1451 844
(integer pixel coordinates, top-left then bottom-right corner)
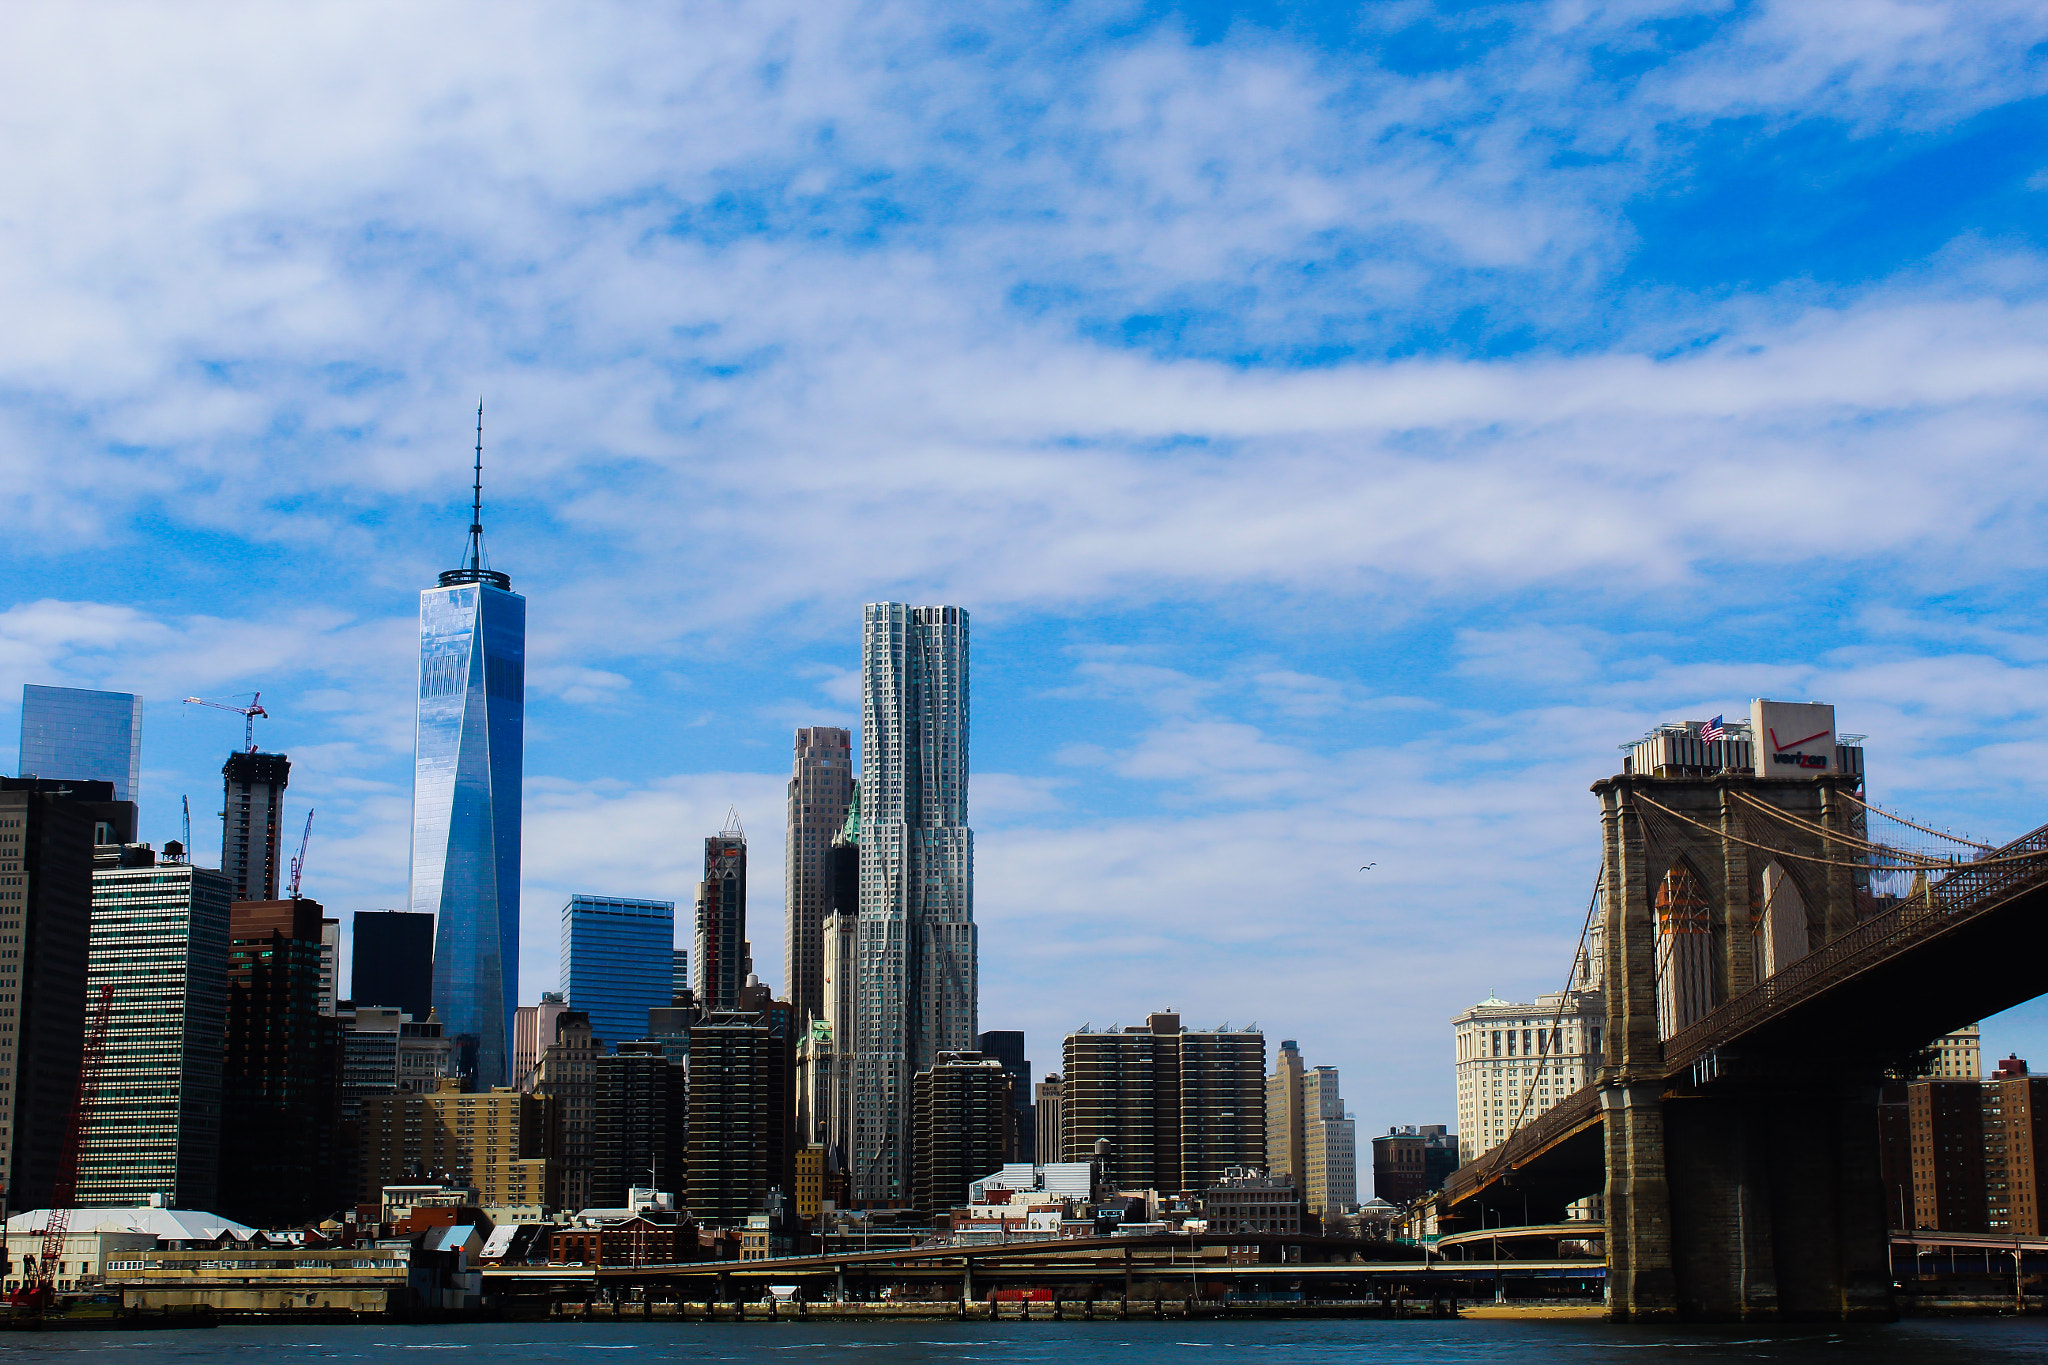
6 0 2048 1151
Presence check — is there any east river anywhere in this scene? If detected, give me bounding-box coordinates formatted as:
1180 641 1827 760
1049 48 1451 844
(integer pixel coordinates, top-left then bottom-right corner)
0 1319 2045 1363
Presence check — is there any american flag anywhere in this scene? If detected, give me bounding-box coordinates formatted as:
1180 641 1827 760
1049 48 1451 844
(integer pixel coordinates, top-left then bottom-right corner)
1700 715 1726 743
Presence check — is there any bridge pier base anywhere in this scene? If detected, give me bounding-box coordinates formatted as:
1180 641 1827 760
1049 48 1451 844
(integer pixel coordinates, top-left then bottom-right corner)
1610 1073 1893 1321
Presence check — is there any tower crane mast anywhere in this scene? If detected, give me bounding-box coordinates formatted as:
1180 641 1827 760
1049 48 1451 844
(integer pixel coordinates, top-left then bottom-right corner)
288 809 314 900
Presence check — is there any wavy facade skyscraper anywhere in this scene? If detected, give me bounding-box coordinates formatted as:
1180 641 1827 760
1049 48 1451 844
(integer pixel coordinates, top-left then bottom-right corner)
411 412 525 1088
852 603 975 1203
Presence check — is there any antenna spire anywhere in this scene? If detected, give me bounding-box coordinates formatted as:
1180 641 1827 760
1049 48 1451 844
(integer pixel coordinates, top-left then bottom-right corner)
469 399 485 571
440 399 512 590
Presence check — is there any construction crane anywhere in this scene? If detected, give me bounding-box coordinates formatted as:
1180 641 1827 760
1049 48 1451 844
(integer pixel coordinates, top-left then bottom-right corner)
16 982 115 1308
287 809 315 900
183 692 268 752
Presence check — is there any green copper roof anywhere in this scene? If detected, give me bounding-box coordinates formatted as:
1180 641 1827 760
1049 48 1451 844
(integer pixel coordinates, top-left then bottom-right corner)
839 780 860 845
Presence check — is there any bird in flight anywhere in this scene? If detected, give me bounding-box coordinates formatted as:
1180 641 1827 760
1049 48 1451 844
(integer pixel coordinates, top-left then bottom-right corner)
1359 862 1376 871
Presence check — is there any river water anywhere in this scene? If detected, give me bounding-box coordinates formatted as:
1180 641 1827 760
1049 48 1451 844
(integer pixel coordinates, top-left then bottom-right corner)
0 1320 2043 1363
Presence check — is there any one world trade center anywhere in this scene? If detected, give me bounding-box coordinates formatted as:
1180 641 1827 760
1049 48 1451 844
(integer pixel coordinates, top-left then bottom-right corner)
411 409 524 1087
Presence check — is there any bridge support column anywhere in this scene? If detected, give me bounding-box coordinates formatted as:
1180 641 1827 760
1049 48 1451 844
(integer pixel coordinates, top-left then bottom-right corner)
1605 1082 1676 1319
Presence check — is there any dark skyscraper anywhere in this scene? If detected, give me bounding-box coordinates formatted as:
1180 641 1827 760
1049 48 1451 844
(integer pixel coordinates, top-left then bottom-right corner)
784 726 853 1029
221 750 291 903
413 412 525 1088
593 1042 687 1206
694 819 747 1012
0 778 129 1211
976 1029 1034 1163
351 910 435 1018
220 898 338 1227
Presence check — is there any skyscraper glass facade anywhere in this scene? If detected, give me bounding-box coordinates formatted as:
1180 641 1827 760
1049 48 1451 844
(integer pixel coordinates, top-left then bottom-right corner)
560 894 675 1051
412 576 525 1087
785 727 853 1029
18 685 143 802
853 602 975 1203
79 862 233 1209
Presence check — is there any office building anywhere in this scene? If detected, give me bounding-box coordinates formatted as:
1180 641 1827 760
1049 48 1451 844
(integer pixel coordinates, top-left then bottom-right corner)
741 976 800 1202
1372 1125 1459 1204
694 822 747 1011
513 993 569 1087
351 910 434 1019
317 917 339 1015
853 603 976 1203
412 451 526 1089
560 894 674 1052
18 684 142 801
220 751 291 902
1266 1040 1306 1181
812 817 859 1154
593 1042 686 1209
337 1003 450 1116
1203 1167 1302 1235
0 778 129 1211
1921 1025 1982 1080
1300 1066 1355 1220
1035 1075 1063 1172
976 1030 1034 1163
78 855 234 1209
1452 979 1604 1163
219 898 339 1228
785 726 853 1029
1060 1011 1265 1193
672 949 688 1003
356 1078 554 1209
535 1011 602 1211
911 1052 1013 1212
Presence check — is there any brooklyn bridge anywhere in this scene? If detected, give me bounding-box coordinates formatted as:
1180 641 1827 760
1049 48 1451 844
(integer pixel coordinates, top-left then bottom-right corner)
1434 703 2048 1320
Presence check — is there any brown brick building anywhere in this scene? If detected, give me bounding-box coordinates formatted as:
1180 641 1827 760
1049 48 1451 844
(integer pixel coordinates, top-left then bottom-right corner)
357 1078 556 1209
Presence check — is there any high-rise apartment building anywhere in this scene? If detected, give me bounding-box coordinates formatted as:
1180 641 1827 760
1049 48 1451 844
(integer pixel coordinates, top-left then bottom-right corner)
911 1051 1013 1212
560 894 675 1051
853 603 976 1203
356 1078 555 1209
814 820 859 1154
220 751 290 902
219 898 338 1228
79 854 234 1209
1897 1057 2048 1235
785 727 853 1028
694 823 747 1012
0 779 127 1211
1452 983 1604 1163
672 949 689 1003
593 1041 687 1207
535 1010 602 1210
976 1030 1034 1163
513 993 568 1087
1060 1012 1265 1193
352 909 435 1018
412 439 525 1089
318 917 339 1015
18 685 142 801
687 1011 773 1226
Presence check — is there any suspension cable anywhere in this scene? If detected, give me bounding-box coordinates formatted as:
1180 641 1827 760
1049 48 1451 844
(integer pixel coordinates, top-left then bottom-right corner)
1728 790 1925 860
1491 867 1602 1171
1834 788 1996 851
1631 792 1961 871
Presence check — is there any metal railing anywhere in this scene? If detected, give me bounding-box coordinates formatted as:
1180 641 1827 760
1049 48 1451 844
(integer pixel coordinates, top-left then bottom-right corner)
1660 815 2048 1073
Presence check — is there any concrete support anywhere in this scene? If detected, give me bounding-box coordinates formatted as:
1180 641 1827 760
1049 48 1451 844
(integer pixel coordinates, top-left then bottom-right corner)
1604 1082 1676 1318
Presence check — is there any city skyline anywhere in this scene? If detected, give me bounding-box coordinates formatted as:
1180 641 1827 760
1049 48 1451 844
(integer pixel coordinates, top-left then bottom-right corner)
2 1 2047 1149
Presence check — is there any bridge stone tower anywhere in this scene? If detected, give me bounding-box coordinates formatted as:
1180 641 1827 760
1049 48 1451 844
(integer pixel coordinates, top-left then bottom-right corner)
1595 760 1891 1320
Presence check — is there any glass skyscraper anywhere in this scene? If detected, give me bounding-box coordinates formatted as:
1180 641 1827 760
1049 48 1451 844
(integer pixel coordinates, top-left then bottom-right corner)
852 603 975 1203
411 435 525 1088
560 893 675 1050
18 685 143 802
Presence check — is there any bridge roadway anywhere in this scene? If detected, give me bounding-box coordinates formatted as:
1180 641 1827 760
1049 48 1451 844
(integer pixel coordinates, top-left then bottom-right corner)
1440 808 2048 1229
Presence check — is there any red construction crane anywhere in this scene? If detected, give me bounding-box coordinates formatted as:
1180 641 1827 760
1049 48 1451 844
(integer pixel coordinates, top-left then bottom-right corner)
287 809 315 900
16 982 115 1307
182 692 268 752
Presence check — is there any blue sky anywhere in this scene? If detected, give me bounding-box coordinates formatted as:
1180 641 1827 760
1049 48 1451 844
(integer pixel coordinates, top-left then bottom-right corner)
4 0 2048 1147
